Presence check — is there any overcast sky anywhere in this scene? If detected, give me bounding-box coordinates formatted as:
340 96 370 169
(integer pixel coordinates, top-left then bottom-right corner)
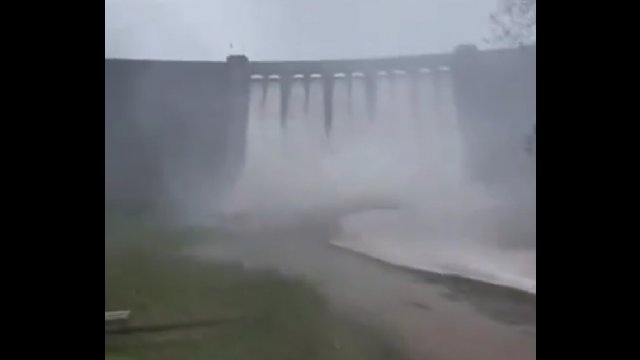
105 0 498 61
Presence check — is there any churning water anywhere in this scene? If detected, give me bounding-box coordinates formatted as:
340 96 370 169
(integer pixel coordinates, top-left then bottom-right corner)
223 70 536 294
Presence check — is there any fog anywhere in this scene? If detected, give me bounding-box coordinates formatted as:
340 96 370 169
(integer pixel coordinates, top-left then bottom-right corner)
105 3 536 354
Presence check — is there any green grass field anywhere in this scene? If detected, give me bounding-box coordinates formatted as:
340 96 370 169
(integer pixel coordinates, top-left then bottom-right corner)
105 213 407 360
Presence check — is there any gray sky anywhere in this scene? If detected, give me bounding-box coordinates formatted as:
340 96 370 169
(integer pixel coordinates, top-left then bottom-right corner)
105 0 497 61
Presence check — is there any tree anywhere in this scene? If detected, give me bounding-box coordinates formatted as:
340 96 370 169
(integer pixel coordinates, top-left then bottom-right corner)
488 0 536 47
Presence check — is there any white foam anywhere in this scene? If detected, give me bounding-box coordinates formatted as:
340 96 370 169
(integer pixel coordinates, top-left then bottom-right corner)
333 209 536 294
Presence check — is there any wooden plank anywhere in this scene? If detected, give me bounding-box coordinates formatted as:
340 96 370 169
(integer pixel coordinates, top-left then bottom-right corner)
105 310 131 322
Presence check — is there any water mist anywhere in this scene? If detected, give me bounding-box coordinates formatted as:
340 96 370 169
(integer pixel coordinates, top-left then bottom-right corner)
223 69 536 293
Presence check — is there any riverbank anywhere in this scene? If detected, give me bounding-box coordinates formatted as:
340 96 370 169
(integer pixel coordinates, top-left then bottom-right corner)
105 214 407 360
189 212 536 360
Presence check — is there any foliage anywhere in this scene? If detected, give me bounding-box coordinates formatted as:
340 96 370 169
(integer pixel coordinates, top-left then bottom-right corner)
488 0 536 47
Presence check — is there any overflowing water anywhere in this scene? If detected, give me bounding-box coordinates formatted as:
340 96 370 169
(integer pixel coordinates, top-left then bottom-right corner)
223 70 535 294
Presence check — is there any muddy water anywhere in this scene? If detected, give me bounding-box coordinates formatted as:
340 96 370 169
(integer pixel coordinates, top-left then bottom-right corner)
187 213 535 360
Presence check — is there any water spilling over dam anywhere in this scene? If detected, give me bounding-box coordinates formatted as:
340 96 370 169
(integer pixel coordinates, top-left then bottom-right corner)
224 51 535 293
226 68 464 212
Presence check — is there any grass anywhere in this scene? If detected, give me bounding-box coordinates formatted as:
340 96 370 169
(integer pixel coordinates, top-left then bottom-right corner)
105 212 407 360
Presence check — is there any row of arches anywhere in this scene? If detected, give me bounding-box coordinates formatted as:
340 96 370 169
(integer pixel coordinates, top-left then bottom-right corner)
249 66 453 135
249 67 452 81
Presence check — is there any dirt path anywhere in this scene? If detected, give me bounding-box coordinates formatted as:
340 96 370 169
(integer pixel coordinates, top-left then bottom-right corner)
187 214 535 360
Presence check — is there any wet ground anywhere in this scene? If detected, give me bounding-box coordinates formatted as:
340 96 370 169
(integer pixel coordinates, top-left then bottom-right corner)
187 212 535 360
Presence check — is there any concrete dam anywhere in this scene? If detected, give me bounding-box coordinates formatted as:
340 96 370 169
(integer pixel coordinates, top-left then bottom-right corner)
105 45 536 292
